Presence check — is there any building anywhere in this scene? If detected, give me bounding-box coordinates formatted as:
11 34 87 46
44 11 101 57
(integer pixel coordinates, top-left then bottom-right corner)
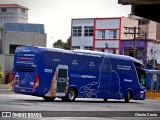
0 4 29 54
71 17 138 54
120 39 160 64
129 15 160 40
0 4 46 81
0 4 28 26
0 23 46 72
71 16 160 92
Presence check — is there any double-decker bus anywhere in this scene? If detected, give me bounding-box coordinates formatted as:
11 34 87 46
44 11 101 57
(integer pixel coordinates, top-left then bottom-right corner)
12 46 146 102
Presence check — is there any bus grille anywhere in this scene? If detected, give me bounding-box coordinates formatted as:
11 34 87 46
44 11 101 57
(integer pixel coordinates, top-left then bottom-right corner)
16 66 34 72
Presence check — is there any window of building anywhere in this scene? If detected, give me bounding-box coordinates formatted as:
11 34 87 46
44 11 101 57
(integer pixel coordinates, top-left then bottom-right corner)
9 45 21 54
1 8 7 12
84 46 93 50
21 8 25 13
72 46 80 50
84 26 93 36
72 26 82 36
97 30 105 38
109 30 117 39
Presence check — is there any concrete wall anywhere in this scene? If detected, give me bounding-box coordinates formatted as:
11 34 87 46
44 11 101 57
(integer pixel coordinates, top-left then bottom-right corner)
5 55 14 71
1 31 46 72
121 17 139 39
3 32 46 55
0 54 5 73
156 23 160 40
148 21 157 39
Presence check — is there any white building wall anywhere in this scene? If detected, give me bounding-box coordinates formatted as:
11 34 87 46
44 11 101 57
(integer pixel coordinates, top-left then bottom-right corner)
0 8 17 27
0 7 28 27
72 19 94 49
121 17 139 39
72 37 93 49
96 19 120 29
17 8 28 23
94 18 121 53
147 41 160 64
95 40 119 48
71 17 139 53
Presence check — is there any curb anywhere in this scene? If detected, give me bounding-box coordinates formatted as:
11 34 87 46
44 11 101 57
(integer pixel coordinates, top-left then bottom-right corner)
0 89 13 92
146 97 160 100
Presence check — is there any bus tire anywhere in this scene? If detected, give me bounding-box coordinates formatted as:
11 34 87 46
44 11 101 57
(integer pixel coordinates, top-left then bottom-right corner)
66 88 76 102
43 97 55 101
103 98 108 102
61 97 67 102
125 91 130 103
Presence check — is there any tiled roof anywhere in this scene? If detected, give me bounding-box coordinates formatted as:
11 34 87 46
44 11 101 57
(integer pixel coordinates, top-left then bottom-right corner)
0 4 28 10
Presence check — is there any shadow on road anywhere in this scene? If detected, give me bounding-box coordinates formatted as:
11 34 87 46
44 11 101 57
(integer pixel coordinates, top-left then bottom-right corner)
17 98 143 104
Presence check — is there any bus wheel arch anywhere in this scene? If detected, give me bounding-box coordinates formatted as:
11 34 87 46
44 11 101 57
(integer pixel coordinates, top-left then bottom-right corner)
125 89 134 103
62 86 78 102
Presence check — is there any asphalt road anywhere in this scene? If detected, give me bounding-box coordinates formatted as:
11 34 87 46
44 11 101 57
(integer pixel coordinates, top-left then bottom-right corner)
0 92 160 120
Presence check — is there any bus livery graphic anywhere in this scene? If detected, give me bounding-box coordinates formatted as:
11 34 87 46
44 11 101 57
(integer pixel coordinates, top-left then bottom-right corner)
12 46 146 102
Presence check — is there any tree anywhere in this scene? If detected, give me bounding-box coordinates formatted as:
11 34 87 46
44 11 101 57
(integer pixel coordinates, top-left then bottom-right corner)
53 37 71 50
53 39 64 48
63 37 71 50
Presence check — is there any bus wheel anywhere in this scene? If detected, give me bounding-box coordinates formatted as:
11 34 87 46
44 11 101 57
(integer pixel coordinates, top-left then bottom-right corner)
43 97 55 101
103 98 108 102
66 88 76 102
125 91 130 103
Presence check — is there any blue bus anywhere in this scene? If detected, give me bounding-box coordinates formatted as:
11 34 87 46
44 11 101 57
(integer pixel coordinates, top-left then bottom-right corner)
12 46 146 102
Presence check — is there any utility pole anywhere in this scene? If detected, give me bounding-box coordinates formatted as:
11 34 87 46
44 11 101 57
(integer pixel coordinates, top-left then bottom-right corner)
124 26 140 58
144 32 147 68
139 32 148 68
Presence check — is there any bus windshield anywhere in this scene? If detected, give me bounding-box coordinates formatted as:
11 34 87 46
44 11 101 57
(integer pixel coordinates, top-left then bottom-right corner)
134 62 146 87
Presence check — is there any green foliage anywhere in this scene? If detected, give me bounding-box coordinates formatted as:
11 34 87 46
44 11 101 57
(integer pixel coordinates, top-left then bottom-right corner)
0 72 3 78
53 37 71 50
53 39 64 48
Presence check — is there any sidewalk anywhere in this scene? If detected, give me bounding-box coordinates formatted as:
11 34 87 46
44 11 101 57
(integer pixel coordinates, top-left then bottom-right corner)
146 92 160 99
0 84 13 92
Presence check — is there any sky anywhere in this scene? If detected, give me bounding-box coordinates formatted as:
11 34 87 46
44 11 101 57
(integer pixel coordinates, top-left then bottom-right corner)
0 0 131 47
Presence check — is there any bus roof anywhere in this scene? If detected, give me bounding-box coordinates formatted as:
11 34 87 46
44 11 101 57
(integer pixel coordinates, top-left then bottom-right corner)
18 46 143 65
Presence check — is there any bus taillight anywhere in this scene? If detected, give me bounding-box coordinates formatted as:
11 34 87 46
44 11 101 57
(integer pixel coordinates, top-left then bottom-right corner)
12 72 15 82
33 74 40 88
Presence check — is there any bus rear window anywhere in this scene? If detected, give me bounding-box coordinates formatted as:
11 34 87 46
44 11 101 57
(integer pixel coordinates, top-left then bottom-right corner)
16 66 35 72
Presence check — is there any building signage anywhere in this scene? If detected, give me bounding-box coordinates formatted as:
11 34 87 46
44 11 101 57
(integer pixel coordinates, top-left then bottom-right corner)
0 12 14 19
